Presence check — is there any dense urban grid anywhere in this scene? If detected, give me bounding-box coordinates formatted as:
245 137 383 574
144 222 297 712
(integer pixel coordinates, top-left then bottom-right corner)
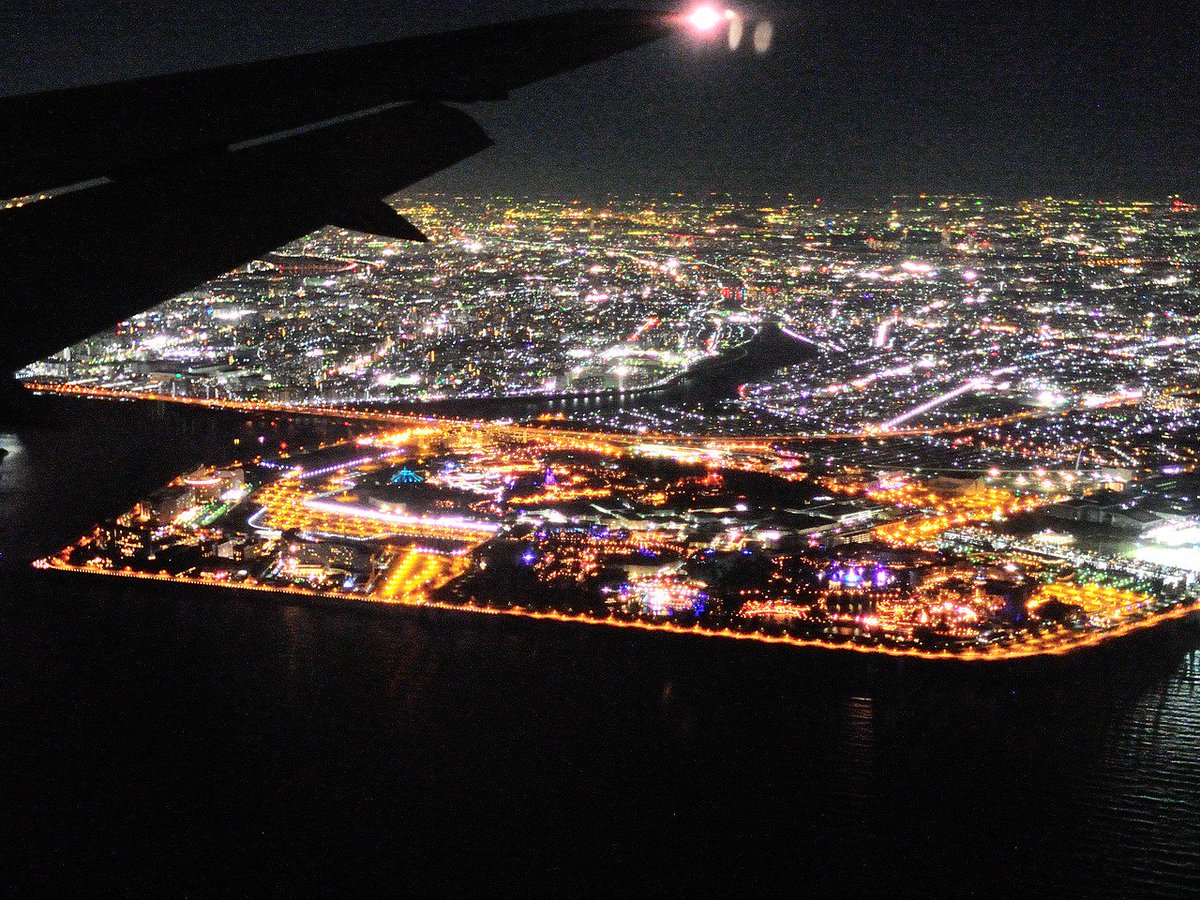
25 193 1200 656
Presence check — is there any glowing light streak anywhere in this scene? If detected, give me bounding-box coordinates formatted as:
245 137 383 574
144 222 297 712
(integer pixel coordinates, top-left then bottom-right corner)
873 318 894 349
302 499 499 536
877 377 991 431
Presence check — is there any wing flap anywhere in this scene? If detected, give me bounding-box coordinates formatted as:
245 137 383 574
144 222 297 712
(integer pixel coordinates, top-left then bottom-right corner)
330 204 430 242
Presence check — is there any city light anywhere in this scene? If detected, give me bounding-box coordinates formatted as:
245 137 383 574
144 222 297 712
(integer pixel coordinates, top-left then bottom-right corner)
38 398 1200 660
21 192 1200 661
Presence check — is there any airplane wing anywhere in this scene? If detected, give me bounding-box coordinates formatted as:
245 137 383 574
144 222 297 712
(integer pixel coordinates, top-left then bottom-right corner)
0 8 685 375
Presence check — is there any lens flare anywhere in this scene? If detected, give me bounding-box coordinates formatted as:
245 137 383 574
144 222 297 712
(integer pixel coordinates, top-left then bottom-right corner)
752 19 774 53
727 14 744 50
688 5 724 31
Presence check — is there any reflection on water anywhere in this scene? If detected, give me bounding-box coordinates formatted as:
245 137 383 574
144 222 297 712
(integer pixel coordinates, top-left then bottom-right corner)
2 396 1200 896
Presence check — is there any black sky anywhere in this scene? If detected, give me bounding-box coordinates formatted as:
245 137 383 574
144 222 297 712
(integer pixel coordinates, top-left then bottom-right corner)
2 1 1196 200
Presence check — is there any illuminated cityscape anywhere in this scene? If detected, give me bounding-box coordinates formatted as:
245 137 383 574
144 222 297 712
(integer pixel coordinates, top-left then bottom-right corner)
34 401 1200 659
5 2 1200 894
7 0 1200 893
23 194 1200 458
18 193 1200 657
23 193 1200 440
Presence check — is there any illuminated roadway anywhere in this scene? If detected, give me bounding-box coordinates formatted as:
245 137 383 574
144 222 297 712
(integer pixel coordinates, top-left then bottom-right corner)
21 380 1169 451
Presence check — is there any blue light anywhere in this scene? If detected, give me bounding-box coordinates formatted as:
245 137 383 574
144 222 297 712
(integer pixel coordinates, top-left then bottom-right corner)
521 550 537 565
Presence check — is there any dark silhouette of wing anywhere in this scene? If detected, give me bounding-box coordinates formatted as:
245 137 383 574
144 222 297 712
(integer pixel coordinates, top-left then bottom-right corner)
0 103 490 375
0 8 677 374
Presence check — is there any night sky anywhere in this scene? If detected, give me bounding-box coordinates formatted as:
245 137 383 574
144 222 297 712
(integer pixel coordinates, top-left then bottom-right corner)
2 0 1196 200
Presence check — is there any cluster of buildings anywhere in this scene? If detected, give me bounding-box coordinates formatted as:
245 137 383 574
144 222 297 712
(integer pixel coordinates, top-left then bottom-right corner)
26 191 1200 656
41 416 1200 655
22 194 1200 441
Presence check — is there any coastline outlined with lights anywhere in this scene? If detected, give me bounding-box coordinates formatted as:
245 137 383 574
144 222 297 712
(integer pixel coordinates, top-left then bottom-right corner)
36 412 1200 661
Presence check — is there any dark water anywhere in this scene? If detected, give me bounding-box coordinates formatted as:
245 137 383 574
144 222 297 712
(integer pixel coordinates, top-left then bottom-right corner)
361 320 820 422
2 398 1200 896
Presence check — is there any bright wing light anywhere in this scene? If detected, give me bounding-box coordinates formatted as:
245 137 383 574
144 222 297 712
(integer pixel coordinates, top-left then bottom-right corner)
688 5 724 31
